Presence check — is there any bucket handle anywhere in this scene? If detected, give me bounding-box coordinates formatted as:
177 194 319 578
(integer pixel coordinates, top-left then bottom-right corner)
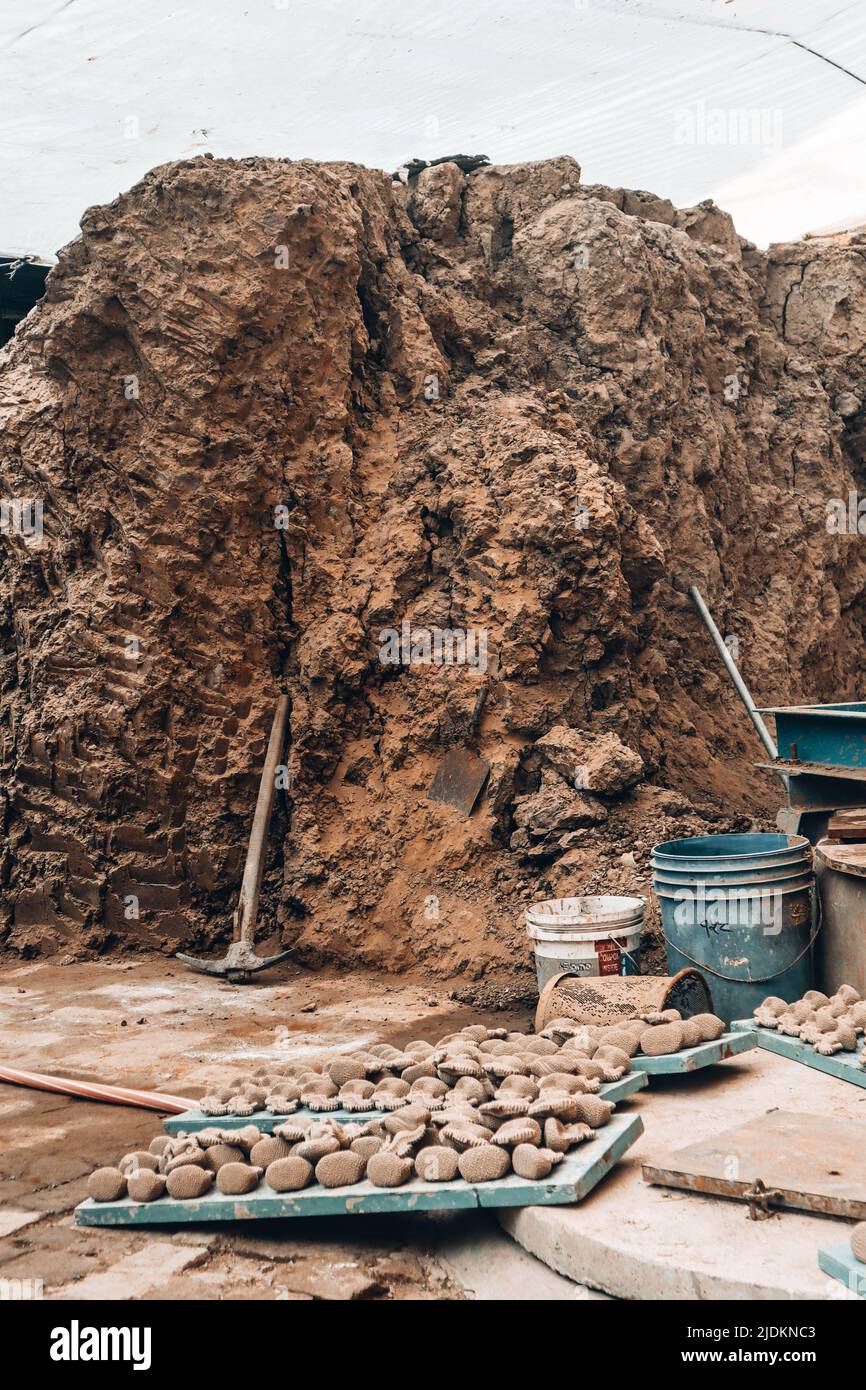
660 892 822 985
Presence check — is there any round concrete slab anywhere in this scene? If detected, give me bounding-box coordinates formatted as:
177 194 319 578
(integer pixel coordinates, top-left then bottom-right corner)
500 1048 866 1300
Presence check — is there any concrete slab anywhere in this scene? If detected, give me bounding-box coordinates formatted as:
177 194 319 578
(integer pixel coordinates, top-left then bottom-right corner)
0 1209 41 1239
500 1048 866 1300
434 1213 610 1301
51 1241 210 1300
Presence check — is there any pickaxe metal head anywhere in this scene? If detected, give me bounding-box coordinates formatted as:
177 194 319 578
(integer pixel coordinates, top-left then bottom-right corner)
176 940 292 984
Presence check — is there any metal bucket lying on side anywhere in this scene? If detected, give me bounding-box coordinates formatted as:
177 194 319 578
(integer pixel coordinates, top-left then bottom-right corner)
535 968 713 1032
525 896 645 992
652 833 814 1024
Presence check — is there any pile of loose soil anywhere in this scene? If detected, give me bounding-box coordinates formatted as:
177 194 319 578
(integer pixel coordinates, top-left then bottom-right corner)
2 154 866 997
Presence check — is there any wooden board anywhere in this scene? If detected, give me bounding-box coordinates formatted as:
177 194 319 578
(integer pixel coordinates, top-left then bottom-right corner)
731 1020 866 1089
643 1111 866 1218
635 1030 755 1076
818 1241 866 1298
75 1112 643 1226
161 1070 649 1134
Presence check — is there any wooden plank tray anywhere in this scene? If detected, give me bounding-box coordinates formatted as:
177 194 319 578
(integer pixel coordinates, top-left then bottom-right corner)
75 1112 643 1226
818 1241 866 1298
731 1020 866 1089
635 1031 755 1076
161 1070 649 1133
643 1111 866 1219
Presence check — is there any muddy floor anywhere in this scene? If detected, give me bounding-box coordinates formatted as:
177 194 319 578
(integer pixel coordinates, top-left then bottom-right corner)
0 955 532 1300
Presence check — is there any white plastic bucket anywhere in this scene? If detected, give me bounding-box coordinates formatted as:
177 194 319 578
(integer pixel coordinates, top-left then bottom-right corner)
525 895 645 991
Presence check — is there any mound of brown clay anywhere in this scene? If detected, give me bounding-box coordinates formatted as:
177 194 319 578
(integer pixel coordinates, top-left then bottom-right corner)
250 1137 293 1168
266 1156 314 1191
166 1165 214 1199
203 1142 247 1172
405 1040 435 1058
837 983 861 1004
217 1163 262 1195
490 1118 542 1148
851 1222 866 1263
640 1022 685 1055
457 1144 510 1183
148 1135 172 1157
315 1150 367 1188
88 1167 127 1202
127 1170 167 1202
366 1151 414 1187
414 1147 460 1182
836 1022 859 1051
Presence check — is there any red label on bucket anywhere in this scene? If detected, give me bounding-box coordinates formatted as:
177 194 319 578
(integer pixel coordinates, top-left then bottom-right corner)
595 937 625 976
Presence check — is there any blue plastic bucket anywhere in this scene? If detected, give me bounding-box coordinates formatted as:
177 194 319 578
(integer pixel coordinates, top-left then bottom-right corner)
651 833 814 1023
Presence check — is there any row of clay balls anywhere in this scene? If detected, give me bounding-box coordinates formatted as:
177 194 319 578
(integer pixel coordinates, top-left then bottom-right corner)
542 1009 725 1056
753 985 866 1061
197 1022 638 1119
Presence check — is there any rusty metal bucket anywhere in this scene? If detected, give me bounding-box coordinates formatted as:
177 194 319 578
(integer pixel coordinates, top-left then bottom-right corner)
535 968 713 1032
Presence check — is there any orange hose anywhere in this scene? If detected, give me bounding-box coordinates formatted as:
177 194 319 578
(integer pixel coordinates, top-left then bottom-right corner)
0 1064 194 1113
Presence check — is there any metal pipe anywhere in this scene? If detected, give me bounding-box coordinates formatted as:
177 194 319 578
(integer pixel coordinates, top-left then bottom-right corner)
688 585 778 760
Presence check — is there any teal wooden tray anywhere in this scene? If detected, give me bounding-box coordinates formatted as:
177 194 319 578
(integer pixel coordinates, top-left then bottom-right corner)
731 1021 866 1089
162 1070 649 1133
636 1030 755 1076
818 1241 866 1297
75 1112 643 1225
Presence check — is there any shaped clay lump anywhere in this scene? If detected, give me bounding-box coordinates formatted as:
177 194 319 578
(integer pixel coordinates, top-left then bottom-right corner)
754 984 866 1054
265 1156 314 1191
457 1144 510 1183
366 1151 414 1187
414 1146 460 1182
119 1151 159 1175
127 1170 167 1202
250 1137 293 1168
490 1118 542 1148
166 1165 215 1199
639 1022 685 1055
88 1167 127 1202
202 1142 247 1172
851 1222 866 1263
511 1144 565 1179
216 1163 263 1195
315 1151 367 1188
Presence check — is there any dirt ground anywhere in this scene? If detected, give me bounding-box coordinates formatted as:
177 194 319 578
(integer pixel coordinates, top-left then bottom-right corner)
0 954 534 1300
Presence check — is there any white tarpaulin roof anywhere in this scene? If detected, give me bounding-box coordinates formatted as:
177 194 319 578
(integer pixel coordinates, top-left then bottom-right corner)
2 0 865 258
